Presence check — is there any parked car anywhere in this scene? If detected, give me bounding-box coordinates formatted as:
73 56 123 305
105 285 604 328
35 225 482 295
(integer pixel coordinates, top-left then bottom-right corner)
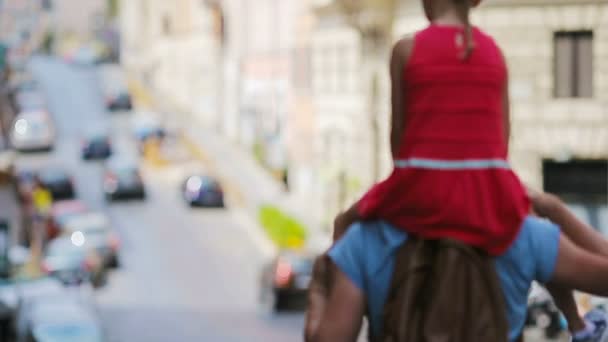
182 175 224 207
103 157 145 200
42 236 106 287
37 168 75 200
9 111 55 152
47 200 88 241
259 250 316 311
81 132 112 160
61 212 120 268
15 288 102 342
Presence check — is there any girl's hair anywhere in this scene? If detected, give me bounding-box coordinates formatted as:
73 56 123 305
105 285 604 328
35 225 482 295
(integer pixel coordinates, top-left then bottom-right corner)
453 0 474 59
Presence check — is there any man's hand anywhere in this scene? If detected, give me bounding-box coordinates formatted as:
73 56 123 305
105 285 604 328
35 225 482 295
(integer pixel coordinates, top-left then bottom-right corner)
305 254 333 342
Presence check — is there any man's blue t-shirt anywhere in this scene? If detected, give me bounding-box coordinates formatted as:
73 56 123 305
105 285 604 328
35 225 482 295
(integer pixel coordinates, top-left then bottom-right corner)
328 216 560 342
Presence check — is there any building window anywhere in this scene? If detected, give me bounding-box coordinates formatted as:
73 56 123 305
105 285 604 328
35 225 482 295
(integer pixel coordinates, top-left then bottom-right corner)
554 31 593 98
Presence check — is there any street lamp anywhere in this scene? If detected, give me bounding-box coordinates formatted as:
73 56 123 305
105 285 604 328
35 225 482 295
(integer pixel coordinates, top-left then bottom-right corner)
316 0 399 182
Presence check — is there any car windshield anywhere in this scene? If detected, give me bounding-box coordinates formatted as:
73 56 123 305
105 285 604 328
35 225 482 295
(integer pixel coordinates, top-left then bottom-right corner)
114 167 137 179
78 225 108 235
40 170 68 182
47 240 83 257
89 136 108 144
188 176 219 190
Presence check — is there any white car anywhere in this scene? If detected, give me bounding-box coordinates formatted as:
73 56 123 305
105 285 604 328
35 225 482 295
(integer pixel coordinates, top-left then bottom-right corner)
10 111 55 151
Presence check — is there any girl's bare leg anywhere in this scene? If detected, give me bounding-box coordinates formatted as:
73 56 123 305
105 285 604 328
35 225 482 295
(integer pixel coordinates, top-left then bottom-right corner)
546 283 586 332
333 202 361 241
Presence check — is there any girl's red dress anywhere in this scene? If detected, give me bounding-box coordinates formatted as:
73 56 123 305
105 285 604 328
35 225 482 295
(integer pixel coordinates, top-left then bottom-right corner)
357 24 530 255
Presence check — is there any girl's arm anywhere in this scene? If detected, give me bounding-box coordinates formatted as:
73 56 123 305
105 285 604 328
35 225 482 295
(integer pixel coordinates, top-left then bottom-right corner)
390 36 413 159
531 190 608 258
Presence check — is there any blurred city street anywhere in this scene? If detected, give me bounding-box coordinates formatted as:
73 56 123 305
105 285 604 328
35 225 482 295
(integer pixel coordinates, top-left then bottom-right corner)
18 56 304 341
1 0 607 341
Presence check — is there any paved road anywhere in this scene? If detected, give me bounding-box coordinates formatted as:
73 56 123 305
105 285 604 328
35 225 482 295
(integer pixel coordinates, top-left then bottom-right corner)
15 57 304 342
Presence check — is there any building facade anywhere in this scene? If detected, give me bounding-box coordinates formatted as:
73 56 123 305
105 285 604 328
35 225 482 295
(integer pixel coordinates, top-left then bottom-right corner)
120 0 319 202
312 0 608 230
120 0 221 128
50 0 107 36
121 0 608 231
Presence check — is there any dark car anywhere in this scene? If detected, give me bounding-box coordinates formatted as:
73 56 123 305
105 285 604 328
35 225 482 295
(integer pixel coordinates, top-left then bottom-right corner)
38 169 75 200
106 92 132 111
260 250 315 311
182 175 224 207
103 157 145 201
81 134 112 160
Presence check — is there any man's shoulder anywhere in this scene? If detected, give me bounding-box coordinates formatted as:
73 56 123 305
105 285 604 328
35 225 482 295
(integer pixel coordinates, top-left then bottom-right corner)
329 221 408 293
498 215 561 283
333 221 407 272
342 221 407 250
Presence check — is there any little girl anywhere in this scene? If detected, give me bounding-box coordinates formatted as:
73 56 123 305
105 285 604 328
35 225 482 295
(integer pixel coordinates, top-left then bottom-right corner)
333 0 607 341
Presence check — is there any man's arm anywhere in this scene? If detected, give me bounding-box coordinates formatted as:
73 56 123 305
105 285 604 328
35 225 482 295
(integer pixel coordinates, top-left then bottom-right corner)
313 265 365 342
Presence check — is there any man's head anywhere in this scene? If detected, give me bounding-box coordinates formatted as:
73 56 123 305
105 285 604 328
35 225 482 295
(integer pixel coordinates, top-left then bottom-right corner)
422 0 482 22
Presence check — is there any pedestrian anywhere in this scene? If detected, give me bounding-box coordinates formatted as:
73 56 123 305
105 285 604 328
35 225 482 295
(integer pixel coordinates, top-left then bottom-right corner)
306 191 608 342
328 0 608 340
